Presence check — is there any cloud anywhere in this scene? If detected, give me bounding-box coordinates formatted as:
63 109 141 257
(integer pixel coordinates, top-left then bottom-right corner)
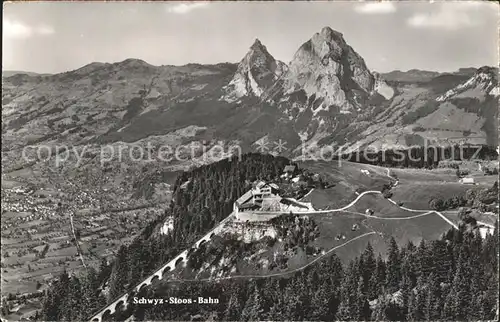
3 19 33 39
166 2 209 14
38 25 55 35
407 2 484 30
3 18 55 39
354 2 396 14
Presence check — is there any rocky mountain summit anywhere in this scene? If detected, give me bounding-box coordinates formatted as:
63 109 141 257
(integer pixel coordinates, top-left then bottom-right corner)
269 27 374 114
2 26 498 171
223 39 287 102
437 66 499 102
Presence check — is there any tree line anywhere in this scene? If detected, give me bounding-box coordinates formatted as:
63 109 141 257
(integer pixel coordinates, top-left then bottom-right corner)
429 181 498 212
96 225 498 321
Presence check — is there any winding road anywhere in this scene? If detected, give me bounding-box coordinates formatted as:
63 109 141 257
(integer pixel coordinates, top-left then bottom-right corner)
89 167 490 321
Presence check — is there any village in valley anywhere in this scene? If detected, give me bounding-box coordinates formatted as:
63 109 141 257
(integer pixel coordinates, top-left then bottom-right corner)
1 3 499 319
0 166 169 318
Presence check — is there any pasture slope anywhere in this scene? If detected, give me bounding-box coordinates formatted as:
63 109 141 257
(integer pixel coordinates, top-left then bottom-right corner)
386 166 492 210
299 160 392 209
89 161 472 322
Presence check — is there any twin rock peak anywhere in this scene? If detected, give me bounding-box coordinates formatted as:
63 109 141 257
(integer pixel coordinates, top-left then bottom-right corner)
224 26 376 113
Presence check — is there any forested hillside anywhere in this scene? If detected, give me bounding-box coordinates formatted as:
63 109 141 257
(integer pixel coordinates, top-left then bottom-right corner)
33 153 498 321
38 226 498 321
133 227 498 321
37 153 294 321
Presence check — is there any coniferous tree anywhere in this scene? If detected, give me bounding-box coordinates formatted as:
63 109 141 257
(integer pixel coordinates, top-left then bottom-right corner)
356 276 371 320
361 243 376 296
223 288 243 321
241 284 264 321
445 248 472 320
107 246 129 301
423 273 442 321
385 237 401 292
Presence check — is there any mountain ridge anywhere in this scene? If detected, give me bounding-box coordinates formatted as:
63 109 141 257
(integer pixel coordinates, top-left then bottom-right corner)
2 26 498 172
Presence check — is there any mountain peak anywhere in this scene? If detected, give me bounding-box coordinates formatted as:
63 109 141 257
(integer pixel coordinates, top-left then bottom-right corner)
272 27 374 115
437 65 499 101
117 58 153 68
251 38 263 49
248 38 272 59
319 26 343 40
222 40 287 102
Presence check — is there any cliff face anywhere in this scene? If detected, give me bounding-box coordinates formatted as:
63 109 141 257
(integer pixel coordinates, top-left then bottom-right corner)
222 39 287 102
271 27 374 114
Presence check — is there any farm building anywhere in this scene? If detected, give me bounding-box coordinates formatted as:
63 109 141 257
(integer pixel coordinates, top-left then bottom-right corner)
179 180 191 190
459 177 475 185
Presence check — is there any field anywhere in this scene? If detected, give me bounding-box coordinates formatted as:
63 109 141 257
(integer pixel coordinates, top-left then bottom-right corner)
299 160 392 209
301 160 393 191
389 167 457 182
310 212 371 252
365 213 452 246
345 193 418 217
333 233 387 262
391 182 478 210
390 167 495 210
311 198 456 262
302 187 358 210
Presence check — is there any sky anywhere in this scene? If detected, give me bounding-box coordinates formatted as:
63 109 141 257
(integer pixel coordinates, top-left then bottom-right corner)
3 1 499 74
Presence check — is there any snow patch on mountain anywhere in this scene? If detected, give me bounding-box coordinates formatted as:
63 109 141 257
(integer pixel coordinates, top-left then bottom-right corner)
248 69 264 97
373 72 394 99
437 67 499 102
223 73 249 103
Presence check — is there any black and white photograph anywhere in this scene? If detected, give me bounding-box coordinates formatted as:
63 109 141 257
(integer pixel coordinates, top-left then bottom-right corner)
1 1 499 321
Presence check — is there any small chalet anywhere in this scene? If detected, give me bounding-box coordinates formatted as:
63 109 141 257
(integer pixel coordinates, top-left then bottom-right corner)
282 165 296 179
284 165 296 174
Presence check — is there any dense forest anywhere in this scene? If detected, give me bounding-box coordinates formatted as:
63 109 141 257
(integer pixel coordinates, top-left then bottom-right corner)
129 226 499 321
38 226 498 321
340 145 498 168
37 153 295 321
33 153 499 321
